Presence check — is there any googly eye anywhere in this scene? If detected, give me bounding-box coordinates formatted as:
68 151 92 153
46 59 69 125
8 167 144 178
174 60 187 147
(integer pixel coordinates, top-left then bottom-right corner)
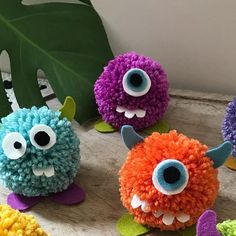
2 132 27 160
152 159 189 195
29 124 56 150
122 68 151 97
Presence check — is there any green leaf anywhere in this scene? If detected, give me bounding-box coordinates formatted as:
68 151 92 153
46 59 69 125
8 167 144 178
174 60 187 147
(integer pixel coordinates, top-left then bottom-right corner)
79 0 93 6
94 118 116 133
143 119 169 135
0 1 113 123
116 213 150 236
0 73 12 118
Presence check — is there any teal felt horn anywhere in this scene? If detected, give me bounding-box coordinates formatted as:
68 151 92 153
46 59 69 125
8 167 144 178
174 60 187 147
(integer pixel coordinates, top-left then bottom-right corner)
121 125 144 149
206 141 232 168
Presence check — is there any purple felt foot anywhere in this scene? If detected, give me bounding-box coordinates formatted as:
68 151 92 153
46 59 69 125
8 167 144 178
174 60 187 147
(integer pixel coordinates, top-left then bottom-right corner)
7 192 44 211
49 183 85 205
196 210 221 236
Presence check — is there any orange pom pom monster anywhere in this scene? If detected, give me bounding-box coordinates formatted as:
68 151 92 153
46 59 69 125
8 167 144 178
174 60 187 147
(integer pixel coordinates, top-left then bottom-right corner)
119 126 232 231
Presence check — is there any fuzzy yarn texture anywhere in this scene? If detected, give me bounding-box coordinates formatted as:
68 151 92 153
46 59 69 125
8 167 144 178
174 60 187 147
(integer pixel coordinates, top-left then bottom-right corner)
94 52 169 130
222 97 236 157
0 204 48 236
0 106 80 197
217 220 236 236
119 130 219 231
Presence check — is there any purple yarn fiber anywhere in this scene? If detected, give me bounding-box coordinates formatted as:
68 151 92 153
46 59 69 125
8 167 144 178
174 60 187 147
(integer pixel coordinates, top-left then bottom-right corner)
222 97 236 157
94 52 169 130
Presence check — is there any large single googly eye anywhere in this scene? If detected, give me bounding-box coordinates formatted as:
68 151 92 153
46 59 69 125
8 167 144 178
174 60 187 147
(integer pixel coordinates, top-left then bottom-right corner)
2 132 27 160
29 124 56 150
122 68 151 97
152 159 189 195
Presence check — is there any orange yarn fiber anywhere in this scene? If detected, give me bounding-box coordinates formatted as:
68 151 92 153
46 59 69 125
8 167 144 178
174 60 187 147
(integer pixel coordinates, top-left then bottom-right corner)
119 130 219 231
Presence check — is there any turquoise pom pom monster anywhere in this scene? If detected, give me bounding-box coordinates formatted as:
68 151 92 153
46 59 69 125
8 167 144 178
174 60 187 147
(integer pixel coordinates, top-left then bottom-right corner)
0 97 85 210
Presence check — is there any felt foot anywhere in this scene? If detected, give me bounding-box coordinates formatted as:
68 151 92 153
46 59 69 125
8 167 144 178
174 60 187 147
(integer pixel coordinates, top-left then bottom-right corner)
143 119 169 135
116 213 150 236
225 155 236 170
7 192 43 211
94 118 116 133
49 183 85 205
196 210 220 236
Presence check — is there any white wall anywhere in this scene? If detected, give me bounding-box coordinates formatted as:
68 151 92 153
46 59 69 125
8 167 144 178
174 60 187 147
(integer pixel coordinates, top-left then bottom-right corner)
1 0 236 94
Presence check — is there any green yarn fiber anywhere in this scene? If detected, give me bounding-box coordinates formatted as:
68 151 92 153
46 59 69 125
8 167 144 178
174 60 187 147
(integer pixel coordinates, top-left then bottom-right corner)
217 220 236 236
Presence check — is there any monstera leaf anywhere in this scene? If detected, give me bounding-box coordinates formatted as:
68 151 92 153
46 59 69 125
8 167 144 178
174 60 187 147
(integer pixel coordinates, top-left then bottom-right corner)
0 0 113 122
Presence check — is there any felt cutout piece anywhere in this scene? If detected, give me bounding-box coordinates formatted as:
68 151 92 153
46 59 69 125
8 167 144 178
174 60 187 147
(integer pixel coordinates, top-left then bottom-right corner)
143 119 169 135
121 125 144 150
59 96 76 122
178 225 196 236
196 210 220 236
32 165 55 177
49 183 85 205
206 141 232 168
29 124 56 150
224 155 236 170
152 159 189 195
2 132 27 160
94 118 116 133
116 213 150 236
122 68 152 97
7 193 44 211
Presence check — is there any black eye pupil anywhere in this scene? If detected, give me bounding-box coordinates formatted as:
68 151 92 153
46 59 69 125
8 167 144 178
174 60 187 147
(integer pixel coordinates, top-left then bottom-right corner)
163 166 181 184
14 141 22 149
34 131 50 146
129 73 143 87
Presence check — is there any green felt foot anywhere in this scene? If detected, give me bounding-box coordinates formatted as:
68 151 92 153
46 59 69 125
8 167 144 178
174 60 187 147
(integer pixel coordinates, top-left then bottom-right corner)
94 118 117 133
143 119 169 135
178 225 196 236
116 213 150 236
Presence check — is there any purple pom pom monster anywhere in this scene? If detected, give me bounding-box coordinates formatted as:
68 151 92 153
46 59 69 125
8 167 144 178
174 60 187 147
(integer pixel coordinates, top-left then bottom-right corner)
222 97 236 157
94 52 169 130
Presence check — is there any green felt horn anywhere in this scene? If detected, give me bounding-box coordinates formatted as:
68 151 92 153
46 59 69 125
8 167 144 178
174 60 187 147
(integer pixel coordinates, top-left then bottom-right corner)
59 96 76 122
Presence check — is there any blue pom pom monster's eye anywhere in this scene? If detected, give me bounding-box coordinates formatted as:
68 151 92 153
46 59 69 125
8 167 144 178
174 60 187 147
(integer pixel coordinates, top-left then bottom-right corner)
2 132 27 160
29 124 56 150
152 159 189 195
122 68 151 97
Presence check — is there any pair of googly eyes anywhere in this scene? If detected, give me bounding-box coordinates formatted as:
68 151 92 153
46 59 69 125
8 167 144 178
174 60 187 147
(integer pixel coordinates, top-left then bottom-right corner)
122 68 152 97
2 124 56 160
152 159 189 195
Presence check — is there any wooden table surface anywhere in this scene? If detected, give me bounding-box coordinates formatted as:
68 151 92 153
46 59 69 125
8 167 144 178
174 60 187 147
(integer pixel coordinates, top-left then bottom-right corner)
1 88 235 236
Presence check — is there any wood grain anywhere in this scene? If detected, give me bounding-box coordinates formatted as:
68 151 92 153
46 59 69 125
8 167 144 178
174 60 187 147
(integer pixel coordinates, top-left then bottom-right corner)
0 89 235 236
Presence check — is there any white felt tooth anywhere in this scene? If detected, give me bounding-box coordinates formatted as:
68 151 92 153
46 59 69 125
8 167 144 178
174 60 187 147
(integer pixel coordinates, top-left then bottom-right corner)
136 109 146 118
162 213 175 225
116 106 125 113
131 194 142 209
176 213 190 223
32 167 43 176
141 201 150 213
124 110 135 119
44 166 55 177
153 210 163 218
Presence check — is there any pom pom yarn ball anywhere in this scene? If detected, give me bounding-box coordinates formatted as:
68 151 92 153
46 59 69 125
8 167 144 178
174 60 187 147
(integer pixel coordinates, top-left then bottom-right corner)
119 130 219 231
0 204 48 236
94 51 169 130
222 97 236 157
0 106 80 197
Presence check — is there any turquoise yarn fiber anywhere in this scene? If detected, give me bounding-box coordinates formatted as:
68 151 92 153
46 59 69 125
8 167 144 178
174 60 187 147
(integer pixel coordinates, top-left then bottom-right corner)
0 106 80 197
